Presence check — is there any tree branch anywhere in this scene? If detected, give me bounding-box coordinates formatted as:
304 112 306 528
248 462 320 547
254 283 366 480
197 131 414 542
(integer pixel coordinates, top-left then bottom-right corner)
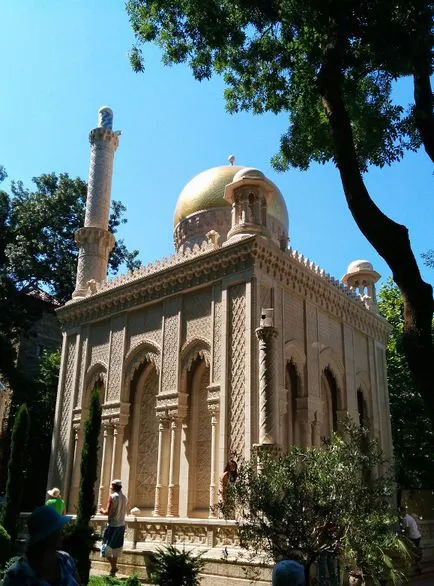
413 63 434 163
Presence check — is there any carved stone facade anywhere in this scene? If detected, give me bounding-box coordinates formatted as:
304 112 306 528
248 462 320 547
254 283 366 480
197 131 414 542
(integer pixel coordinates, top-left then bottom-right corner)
48 114 393 578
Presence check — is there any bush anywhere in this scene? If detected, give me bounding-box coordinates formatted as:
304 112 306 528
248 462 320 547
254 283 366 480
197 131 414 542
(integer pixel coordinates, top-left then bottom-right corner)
0 524 11 567
62 521 100 583
1 404 29 546
149 545 205 586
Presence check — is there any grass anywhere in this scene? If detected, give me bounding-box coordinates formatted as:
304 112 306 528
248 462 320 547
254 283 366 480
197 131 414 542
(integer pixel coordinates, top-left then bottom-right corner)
88 576 141 585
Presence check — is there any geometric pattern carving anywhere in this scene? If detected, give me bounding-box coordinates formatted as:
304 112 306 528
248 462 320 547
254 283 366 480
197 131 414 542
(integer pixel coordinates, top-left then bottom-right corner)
227 284 246 458
161 301 179 393
189 365 211 511
182 288 212 344
135 368 159 508
173 524 208 545
107 316 125 402
55 336 76 487
212 286 222 383
127 304 162 351
90 320 110 365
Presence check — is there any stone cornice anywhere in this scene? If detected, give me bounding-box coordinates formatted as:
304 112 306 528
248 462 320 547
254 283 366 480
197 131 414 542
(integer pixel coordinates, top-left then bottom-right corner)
57 236 390 343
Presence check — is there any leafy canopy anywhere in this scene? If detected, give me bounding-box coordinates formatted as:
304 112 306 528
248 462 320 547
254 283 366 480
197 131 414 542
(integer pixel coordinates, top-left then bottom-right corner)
2 172 140 303
378 279 434 488
127 0 432 171
224 422 410 584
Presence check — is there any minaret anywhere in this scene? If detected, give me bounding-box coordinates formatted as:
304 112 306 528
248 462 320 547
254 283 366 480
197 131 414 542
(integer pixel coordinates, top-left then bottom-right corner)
72 107 120 299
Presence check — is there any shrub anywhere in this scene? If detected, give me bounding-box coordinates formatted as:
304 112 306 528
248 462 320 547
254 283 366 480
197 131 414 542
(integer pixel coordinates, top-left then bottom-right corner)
149 545 205 586
1 404 29 546
0 525 11 568
62 389 101 585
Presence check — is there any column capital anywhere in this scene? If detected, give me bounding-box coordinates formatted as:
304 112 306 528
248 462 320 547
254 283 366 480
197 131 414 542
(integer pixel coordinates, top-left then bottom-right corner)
255 325 278 342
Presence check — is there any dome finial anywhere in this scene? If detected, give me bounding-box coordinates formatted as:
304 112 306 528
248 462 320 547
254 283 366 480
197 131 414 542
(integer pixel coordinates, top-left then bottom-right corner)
228 154 235 166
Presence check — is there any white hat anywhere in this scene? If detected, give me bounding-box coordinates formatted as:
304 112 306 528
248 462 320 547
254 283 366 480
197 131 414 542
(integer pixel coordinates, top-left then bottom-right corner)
47 487 61 498
111 479 122 488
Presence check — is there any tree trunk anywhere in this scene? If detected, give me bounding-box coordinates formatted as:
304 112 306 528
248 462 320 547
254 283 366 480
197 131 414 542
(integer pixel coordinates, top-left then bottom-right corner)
413 62 434 164
318 52 434 430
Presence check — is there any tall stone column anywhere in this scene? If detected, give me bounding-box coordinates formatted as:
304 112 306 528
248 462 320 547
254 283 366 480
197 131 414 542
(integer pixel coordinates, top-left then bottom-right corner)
98 422 114 508
208 406 219 518
72 107 120 299
167 418 180 517
255 309 278 445
153 417 169 516
68 422 81 510
110 421 126 482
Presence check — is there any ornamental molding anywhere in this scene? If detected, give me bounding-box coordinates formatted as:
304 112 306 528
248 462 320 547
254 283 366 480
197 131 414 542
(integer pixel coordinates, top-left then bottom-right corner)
180 337 211 373
57 236 390 344
84 361 107 394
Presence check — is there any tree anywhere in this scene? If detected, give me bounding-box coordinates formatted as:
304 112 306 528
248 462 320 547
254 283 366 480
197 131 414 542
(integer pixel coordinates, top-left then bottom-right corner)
225 425 410 585
422 250 434 268
21 350 61 510
0 171 140 396
4 172 140 304
63 388 101 584
378 279 434 488
126 0 434 427
0 404 29 546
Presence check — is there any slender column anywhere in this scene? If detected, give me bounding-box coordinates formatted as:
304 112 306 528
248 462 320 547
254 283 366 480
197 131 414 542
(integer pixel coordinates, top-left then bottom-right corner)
98 422 114 508
110 422 125 481
208 407 219 518
255 318 278 444
167 418 180 517
153 417 169 516
68 423 81 511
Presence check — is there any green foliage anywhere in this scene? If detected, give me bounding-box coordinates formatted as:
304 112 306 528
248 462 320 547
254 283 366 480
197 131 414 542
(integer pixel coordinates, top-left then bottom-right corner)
64 388 101 584
149 545 205 586
378 279 434 488
22 349 61 509
77 388 102 525
126 0 432 171
226 422 410 584
422 249 434 268
88 576 141 585
0 525 11 568
4 173 140 303
0 404 29 546
62 521 100 582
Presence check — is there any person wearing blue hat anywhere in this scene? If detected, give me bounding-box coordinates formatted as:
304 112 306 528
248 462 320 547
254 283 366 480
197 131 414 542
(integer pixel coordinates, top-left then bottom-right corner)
3 505 80 585
272 559 306 586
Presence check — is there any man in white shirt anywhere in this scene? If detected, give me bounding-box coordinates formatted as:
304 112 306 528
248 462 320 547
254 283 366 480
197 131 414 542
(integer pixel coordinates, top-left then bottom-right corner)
401 509 422 573
100 479 128 577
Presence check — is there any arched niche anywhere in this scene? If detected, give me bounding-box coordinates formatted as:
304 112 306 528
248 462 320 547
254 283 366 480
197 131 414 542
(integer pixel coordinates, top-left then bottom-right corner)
285 360 301 447
128 362 160 513
122 340 160 402
320 367 339 439
185 356 211 518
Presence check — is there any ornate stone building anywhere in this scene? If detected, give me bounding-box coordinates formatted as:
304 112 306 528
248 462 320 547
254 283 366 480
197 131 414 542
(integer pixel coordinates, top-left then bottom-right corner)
48 108 393 578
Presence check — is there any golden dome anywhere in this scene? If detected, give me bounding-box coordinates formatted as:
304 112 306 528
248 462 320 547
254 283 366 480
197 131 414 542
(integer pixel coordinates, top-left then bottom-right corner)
173 165 289 230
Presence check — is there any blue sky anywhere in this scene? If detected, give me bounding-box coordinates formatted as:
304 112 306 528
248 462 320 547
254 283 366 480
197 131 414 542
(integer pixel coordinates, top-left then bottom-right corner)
1 0 432 287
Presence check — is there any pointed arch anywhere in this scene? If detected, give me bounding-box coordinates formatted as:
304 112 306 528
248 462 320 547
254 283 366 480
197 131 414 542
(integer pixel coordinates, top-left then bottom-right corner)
284 339 306 397
180 338 211 375
356 370 372 429
319 346 345 409
83 361 107 405
122 340 160 401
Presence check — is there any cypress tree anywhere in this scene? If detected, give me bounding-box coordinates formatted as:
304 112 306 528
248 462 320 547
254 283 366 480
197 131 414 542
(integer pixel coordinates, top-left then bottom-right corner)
0 403 30 546
77 388 102 525
63 388 101 583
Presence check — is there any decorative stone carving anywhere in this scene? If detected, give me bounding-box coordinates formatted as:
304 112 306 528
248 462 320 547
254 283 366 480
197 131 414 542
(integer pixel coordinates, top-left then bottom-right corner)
228 284 246 457
256 309 278 445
